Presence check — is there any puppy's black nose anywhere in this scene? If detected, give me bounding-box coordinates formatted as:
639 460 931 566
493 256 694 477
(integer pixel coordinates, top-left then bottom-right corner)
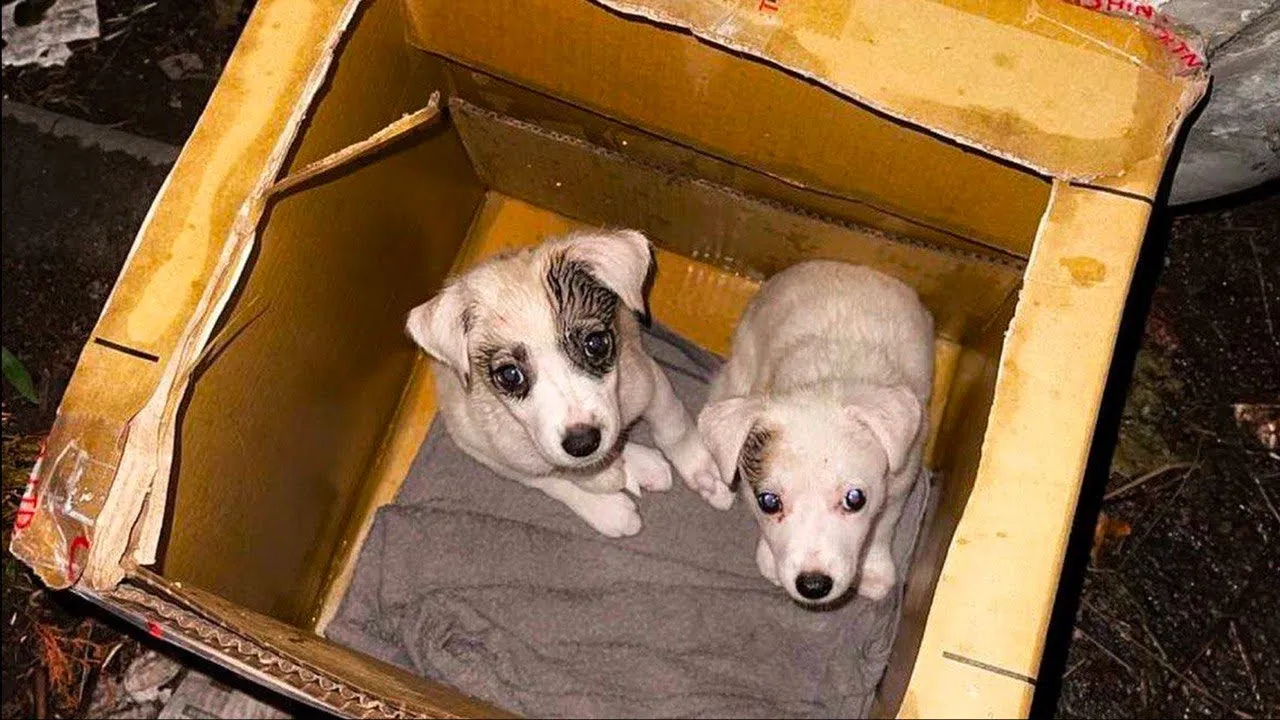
795 573 834 600
562 425 602 458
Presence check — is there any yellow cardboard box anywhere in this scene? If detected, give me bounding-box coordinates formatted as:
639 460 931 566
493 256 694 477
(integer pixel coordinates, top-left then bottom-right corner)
11 0 1206 716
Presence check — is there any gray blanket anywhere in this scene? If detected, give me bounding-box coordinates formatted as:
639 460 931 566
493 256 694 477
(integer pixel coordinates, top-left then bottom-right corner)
327 326 928 718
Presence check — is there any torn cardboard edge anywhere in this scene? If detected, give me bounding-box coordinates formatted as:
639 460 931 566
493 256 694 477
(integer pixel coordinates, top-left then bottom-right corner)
98 95 444 589
592 0 1209 186
79 0 371 592
269 93 443 197
96 94 444 588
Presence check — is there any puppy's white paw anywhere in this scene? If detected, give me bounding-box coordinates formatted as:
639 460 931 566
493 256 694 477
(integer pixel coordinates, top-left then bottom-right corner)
664 433 729 506
622 443 673 493
578 462 627 494
756 537 781 586
699 478 735 510
858 553 896 601
577 491 643 538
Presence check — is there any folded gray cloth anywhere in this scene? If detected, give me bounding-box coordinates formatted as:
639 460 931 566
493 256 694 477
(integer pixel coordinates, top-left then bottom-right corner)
327 325 928 718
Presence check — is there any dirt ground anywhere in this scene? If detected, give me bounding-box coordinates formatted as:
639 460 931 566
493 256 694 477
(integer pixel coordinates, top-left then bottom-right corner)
2 2 1277 718
4 0 251 145
1052 190 1280 719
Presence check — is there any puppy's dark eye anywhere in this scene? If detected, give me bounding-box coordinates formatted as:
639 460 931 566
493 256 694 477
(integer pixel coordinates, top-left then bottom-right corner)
582 330 613 360
756 492 782 515
491 364 526 392
842 488 867 513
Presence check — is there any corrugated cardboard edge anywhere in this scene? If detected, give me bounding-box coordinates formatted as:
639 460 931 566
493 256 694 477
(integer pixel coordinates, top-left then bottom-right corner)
592 0 1209 187
94 585 402 718
451 98 1028 272
86 576 486 718
78 0 368 592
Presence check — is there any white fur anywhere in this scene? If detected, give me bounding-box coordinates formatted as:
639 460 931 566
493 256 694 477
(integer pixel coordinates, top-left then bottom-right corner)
406 230 732 538
699 261 934 604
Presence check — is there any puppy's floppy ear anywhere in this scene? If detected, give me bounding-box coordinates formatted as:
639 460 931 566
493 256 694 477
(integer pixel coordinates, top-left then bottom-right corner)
698 396 765 488
561 229 653 316
405 282 471 384
845 387 923 474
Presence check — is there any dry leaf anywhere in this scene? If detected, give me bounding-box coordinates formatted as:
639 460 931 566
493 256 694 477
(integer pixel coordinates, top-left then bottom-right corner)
1091 512 1132 564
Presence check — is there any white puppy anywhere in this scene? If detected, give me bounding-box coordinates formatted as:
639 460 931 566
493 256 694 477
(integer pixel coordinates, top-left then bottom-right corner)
698 260 933 604
406 229 732 537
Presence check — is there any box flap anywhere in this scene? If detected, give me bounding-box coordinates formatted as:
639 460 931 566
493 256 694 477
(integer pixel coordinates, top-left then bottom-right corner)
591 0 1208 180
406 0 1207 258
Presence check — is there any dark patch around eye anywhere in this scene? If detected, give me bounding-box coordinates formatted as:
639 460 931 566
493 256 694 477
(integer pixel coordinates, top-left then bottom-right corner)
474 341 534 400
545 252 620 378
737 424 773 491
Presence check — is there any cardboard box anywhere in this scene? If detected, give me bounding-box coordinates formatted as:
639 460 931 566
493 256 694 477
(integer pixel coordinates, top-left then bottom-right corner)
10 0 1206 716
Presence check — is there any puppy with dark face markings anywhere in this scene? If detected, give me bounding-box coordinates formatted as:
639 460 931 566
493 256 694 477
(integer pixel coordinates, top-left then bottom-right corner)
699 261 934 605
406 230 733 537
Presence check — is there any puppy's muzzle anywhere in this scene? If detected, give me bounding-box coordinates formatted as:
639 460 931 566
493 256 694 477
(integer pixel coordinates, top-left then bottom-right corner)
795 572 834 600
561 424 602 458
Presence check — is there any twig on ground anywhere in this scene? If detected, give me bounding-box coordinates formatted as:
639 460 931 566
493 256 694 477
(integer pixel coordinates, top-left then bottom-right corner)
101 641 123 673
1078 627 1137 678
1123 628 1254 719
1106 462 1198 501
1119 463 1200 569
1062 657 1089 680
131 2 159 19
1086 580 1255 718
1229 620 1261 708
1185 422 1222 440
1182 621 1225 679
1251 474 1280 527
1082 596 1134 637
1112 581 1170 662
1244 236 1277 358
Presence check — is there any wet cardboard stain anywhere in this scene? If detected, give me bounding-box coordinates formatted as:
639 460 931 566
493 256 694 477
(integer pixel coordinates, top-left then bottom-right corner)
1060 256 1107 287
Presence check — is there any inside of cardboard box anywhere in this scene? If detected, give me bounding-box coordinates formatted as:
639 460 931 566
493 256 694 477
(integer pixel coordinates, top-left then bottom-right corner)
151 2 1050 714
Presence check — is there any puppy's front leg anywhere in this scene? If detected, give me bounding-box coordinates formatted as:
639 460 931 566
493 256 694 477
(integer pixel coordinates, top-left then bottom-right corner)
621 442 674 494
756 536 781 586
527 475 643 538
576 458 628 494
857 491 907 601
574 444 673 496
644 358 734 510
